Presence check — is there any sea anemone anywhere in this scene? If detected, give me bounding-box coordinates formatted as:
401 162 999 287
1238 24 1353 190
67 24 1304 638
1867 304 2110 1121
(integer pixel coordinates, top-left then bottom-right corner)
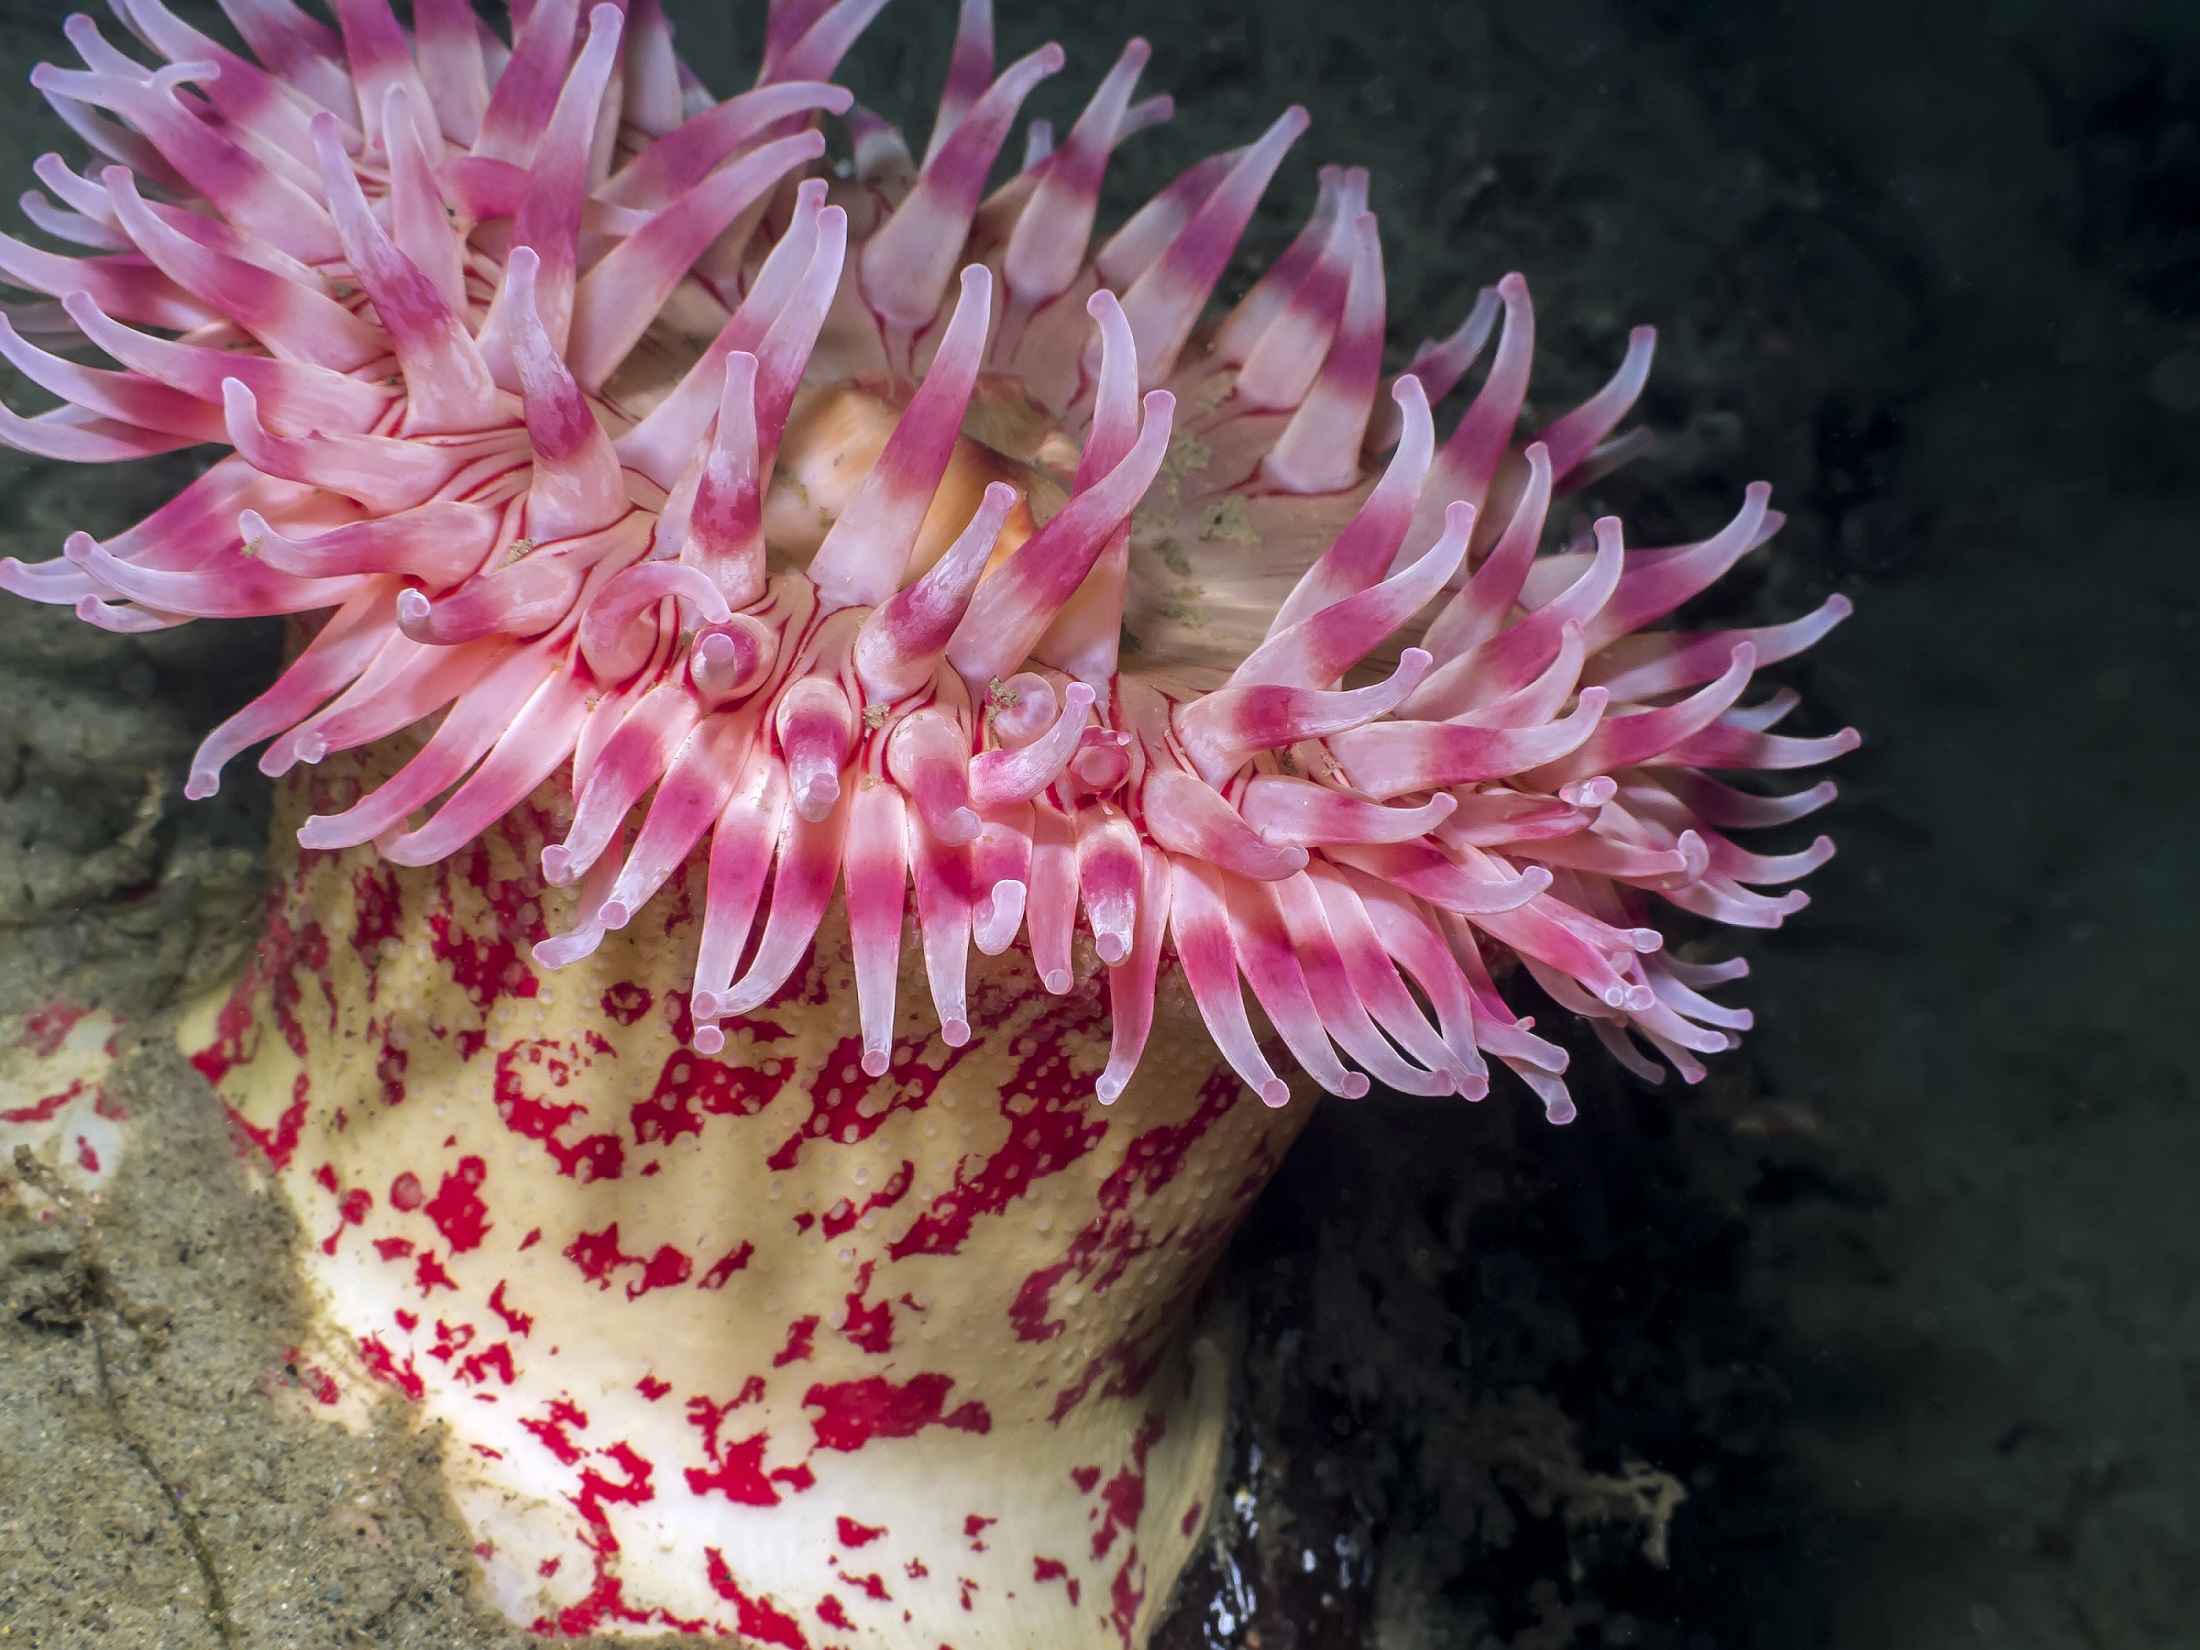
0 0 1856 1643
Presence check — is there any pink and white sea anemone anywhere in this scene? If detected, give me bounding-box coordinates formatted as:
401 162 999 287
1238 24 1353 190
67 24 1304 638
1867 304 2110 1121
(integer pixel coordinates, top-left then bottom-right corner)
0 1 1855 1643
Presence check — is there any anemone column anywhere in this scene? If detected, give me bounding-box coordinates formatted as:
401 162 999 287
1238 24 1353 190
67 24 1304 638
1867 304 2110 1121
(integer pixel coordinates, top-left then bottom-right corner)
186 736 1306 1643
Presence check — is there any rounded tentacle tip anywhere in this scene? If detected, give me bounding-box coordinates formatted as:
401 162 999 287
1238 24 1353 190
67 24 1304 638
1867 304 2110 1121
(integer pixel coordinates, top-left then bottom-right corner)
1094 932 1130 966
540 844 577 886
692 1023 726 1056
1256 1077 1291 1108
1042 968 1072 994
793 773 840 822
941 1017 971 1048
861 1045 890 1078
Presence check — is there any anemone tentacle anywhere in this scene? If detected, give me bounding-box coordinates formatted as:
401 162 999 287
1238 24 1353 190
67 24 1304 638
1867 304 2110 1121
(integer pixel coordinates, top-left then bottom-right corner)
2 0 1853 1133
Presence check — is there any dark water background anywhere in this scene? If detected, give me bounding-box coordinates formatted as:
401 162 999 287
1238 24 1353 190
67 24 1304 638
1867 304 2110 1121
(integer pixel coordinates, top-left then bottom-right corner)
0 1 2192 1646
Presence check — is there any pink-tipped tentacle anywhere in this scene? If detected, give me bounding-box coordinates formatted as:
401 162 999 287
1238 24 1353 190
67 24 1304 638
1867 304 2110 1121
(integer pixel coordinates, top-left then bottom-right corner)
1095 846 1171 1102
971 806 1034 957
262 633 501 778
0 313 223 442
612 181 827 489
591 711 760 936
924 0 996 165
753 205 849 460
814 266 997 609
689 753 787 1033
1526 644 1759 787
1417 441 1555 665
1022 801 1077 992
603 80 852 208
1231 502 1469 690
1415 271 1534 543
1582 483 1777 650
544 678 703 886
854 480 1020 703
1269 871 1453 1096
1224 876 1368 1097
946 388 1175 684
859 43 1064 333
407 0 488 145
844 779 910 1075
294 645 552 851
62 528 371 618
395 515 646 646
380 666 593 868
1326 839 1551 919
968 680 1094 808
1269 375 1436 635
689 614 779 708
1238 776 1456 849
1113 105 1308 386
1174 648 1432 784
1308 865 1476 1094
1167 857 1291 1107
1328 688 1608 799
716 780 851 1018
1225 167 1361 403
59 292 389 435
1260 210 1388 493
471 0 581 162
311 112 498 435
241 503 500 587
775 673 856 823
886 708 981 845
220 379 470 516
1140 767 1307 882
909 806 976 1046
1000 36 1150 313
765 0 889 85
500 247 628 543
101 166 378 369
1384 285 1503 430
1539 325 1656 486
1073 800 1140 965
1451 620 1588 731
183 589 392 798
567 129 826 392
578 562 734 683
328 0 436 150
